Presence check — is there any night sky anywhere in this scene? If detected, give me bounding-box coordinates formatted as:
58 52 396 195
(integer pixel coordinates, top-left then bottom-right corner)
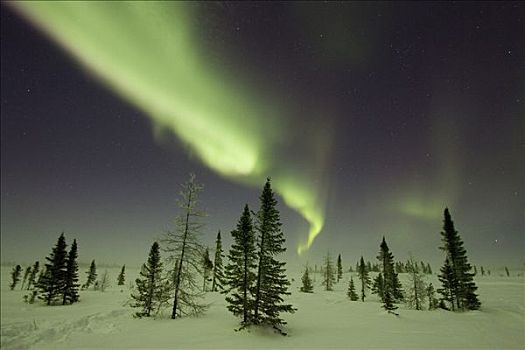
1 2 523 268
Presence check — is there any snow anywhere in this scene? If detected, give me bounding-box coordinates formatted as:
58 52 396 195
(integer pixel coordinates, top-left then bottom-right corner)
1 266 524 349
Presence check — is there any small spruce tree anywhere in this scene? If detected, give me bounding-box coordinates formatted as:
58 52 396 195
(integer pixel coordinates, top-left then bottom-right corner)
337 254 343 283
347 277 359 301
357 256 371 302
322 252 335 291
85 260 97 290
131 242 164 318
118 265 126 286
426 283 438 310
211 231 225 292
27 261 40 290
38 233 68 305
62 239 80 304
300 265 314 293
202 248 214 292
10 265 22 290
21 266 32 290
377 237 403 302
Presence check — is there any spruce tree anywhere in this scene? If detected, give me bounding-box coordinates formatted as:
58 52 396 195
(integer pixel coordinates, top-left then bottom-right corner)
202 248 214 292
357 256 371 302
118 265 126 286
27 261 40 290
224 204 257 326
21 266 31 290
437 258 456 311
300 265 314 293
377 237 403 302
211 231 225 292
480 266 485 276
161 173 207 319
337 254 343 283
505 266 510 277
62 239 80 304
85 260 97 289
131 242 164 318
38 233 68 305
10 265 22 290
322 252 335 291
438 208 480 310
347 277 359 301
426 283 438 310
252 178 295 334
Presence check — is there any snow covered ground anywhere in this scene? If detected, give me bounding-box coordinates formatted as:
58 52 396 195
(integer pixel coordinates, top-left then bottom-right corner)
1 265 524 349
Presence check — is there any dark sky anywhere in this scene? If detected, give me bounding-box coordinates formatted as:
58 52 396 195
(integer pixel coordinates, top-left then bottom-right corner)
1 2 523 268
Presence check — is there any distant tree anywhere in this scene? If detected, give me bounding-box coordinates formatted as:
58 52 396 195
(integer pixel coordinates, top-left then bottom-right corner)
357 256 371 302
252 179 295 334
504 266 510 277
487 269 491 276
322 252 335 291
224 204 257 326
347 277 359 301
10 265 22 290
85 260 97 290
202 248 214 292
38 233 68 305
480 266 485 276
21 266 31 290
161 173 207 319
337 254 343 282
348 266 353 273
117 265 126 286
131 242 164 318
426 283 438 310
405 258 426 310
300 265 314 293
99 270 110 292
426 263 432 275
438 208 481 311
313 264 318 282
211 231 225 292
473 266 477 275
377 237 403 302
371 272 384 301
62 239 80 304
26 261 40 290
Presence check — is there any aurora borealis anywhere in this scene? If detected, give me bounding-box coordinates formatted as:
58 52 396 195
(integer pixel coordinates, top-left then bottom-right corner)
1 2 523 267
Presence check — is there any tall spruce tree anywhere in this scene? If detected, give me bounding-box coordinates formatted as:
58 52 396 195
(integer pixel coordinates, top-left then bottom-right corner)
118 265 126 286
252 179 295 334
10 265 22 290
322 252 335 291
377 237 403 302
27 261 40 290
337 254 343 283
161 173 207 319
38 233 68 305
300 265 314 293
131 242 164 318
347 277 359 301
438 208 480 310
202 248 214 292
224 204 257 326
62 239 80 304
85 260 97 289
357 256 371 302
211 231 225 292
21 266 31 290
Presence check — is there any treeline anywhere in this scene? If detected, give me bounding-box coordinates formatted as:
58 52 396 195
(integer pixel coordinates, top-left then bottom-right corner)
9 235 127 305
299 208 482 313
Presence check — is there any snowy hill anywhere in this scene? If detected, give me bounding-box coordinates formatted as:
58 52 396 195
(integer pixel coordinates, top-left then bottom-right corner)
1 266 524 349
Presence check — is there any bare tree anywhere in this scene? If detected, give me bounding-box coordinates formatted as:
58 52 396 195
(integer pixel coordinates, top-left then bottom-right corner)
161 173 208 319
99 270 110 292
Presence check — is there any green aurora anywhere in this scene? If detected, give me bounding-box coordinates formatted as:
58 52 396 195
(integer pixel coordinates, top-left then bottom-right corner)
11 1 326 254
